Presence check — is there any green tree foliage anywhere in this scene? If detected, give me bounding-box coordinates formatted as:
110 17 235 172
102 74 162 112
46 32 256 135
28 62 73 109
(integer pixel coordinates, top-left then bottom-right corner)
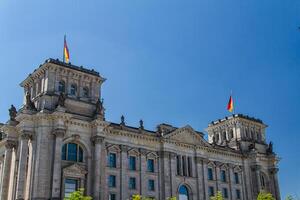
257 191 275 200
286 195 294 200
64 188 92 200
166 197 177 200
210 191 223 200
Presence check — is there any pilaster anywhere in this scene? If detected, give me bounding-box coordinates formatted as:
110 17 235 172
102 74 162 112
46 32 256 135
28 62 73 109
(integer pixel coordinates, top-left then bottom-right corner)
16 131 33 200
51 128 65 199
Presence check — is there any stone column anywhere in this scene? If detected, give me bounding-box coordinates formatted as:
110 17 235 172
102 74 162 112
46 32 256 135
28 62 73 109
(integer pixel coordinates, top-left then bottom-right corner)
51 129 65 199
91 136 104 200
0 140 16 200
195 157 206 200
228 164 235 200
269 168 280 200
251 165 261 196
215 161 222 192
16 131 32 200
202 158 209 200
169 152 177 196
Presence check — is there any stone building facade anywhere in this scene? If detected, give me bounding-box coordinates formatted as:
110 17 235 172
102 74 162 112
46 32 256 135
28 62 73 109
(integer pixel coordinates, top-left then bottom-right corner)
0 58 280 200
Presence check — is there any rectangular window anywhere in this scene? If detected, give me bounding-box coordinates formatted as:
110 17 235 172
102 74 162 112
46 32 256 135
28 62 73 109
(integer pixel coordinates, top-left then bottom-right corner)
236 189 241 199
108 153 117 168
108 175 116 188
208 168 213 180
129 177 136 190
234 172 239 184
148 179 155 191
222 188 228 198
176 155 181 175
187 157 192 177
62 144 67 160
221 170 226 182
208 186 215 197
129 156 136 171
109 194 116 200
64 179 78 198
182 156 186 176
147 159 154 172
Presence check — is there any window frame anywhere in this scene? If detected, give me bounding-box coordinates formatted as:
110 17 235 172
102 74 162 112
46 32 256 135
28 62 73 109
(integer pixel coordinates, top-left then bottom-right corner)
62 143 84 163
148 179 155 191
108 175 116 188
129 177 136 190
70 84 77 96
147 159 154 173
128 156 136 171
208 168 214 180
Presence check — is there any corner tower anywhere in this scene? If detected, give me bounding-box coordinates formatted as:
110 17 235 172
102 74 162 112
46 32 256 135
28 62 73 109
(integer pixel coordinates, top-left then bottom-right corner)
20 58 106 118
206 114 268 153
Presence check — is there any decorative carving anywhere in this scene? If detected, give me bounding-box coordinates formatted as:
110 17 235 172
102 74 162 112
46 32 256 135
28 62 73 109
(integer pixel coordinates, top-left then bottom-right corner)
9 105 17 121
57 92 66 107
250 165 261 171
20 131 33 140
5 140 17 149
91 135 104 144
25 92 37 111
53 128 66 138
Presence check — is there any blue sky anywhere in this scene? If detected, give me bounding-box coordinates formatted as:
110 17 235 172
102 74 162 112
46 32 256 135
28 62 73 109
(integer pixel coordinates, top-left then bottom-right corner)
0 0 299 198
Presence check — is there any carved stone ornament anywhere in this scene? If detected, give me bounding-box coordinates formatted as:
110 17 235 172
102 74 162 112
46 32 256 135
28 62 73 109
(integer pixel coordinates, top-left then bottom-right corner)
94 98 105 118
91 135 104 144
63 163 87 179
120 115 125 126
5 140 17 149
20 131 33 140
53 128 66 138
269 168 279 174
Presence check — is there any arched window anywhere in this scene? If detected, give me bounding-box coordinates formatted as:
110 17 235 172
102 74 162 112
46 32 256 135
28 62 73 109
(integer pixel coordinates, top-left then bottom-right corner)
179 185 189 200
83 87 89 97
260 172 267 189
58 81 66 93
62 143 83 162
70 84 77 96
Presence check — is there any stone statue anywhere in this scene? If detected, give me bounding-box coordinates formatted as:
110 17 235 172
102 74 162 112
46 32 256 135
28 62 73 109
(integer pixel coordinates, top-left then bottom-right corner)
9 105 17 121
25 92 36 111
267 141 274 154
95 98 105 117
120 115 125 125
57 92 66 107
139 119 144 130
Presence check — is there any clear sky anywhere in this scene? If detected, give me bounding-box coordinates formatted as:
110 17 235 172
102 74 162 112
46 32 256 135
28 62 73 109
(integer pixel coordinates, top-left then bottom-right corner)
0 0 299 198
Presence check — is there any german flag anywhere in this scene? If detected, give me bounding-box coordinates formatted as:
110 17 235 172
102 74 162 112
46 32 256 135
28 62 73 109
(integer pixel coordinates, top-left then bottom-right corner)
64 35 70 63
227 95 234 113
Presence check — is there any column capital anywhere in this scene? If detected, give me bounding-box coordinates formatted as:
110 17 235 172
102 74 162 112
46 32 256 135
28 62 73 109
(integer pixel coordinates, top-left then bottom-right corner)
214 161 223 167
20 130 33 140
120 144 128 151
52 128 66 138
5 140 17 149
269 167 279 174
195 157 208 164
91 135 104 144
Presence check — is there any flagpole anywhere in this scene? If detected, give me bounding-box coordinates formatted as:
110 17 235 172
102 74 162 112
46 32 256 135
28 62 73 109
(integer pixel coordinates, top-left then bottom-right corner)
63 35 66 63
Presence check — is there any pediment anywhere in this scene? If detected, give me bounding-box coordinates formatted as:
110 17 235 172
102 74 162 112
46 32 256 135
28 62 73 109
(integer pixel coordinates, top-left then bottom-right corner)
164 125 208 146
63 163 87 178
